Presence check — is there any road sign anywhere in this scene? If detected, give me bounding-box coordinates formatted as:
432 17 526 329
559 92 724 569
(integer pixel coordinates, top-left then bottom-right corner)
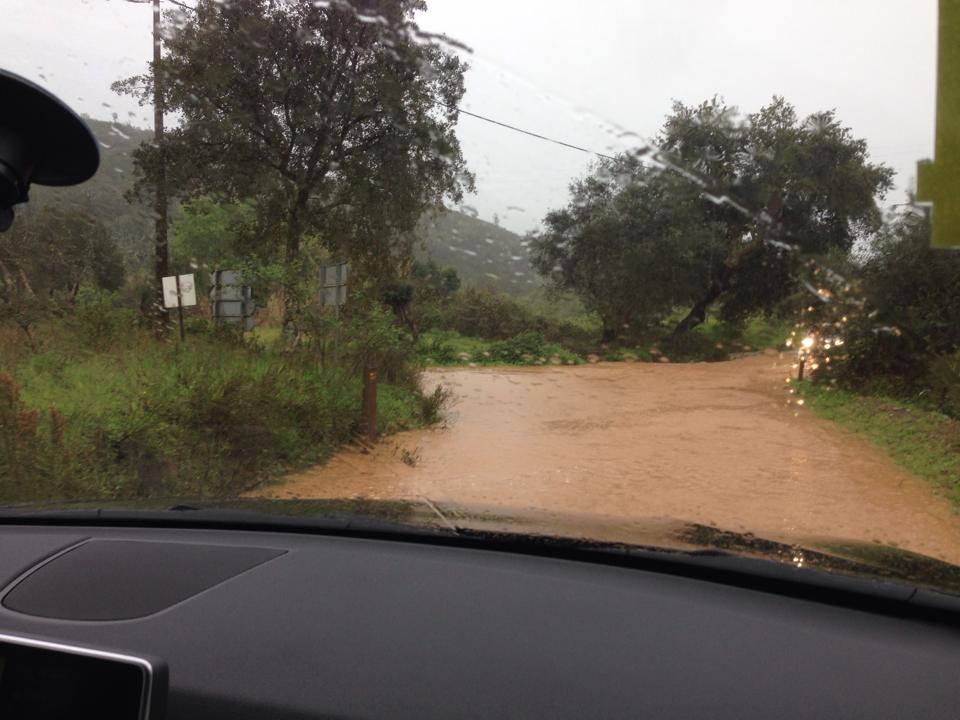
162 274 197 309
210 269 256 331
161 273 196 341
319 262 348 307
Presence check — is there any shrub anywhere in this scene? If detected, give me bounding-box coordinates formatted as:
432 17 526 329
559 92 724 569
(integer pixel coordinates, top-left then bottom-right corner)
70 286 137 347
418 384 452 424
435 287 546 340
925 354 960 419
0 374 77 502
489 331 549 363
826 216 960 404
415 335 458 364
0 320 439 500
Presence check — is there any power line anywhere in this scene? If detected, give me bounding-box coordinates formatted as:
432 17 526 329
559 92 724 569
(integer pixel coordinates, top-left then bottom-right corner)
437 102 620 163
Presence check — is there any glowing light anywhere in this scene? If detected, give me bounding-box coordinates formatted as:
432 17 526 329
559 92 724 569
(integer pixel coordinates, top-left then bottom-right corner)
801 336 815 349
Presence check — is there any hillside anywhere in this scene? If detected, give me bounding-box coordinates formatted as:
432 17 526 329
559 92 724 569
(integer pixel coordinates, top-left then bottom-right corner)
416 210 536 294
28 117 154 269
22 118 538 291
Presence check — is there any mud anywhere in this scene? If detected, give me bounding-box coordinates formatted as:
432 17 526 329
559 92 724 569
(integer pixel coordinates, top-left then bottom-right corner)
251 354 960 564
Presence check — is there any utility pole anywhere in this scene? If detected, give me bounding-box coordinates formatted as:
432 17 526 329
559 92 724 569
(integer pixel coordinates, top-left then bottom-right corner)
125 0 174 333
152 0 170 334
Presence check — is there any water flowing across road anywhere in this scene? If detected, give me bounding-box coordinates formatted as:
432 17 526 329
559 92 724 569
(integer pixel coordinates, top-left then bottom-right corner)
252 355 960 564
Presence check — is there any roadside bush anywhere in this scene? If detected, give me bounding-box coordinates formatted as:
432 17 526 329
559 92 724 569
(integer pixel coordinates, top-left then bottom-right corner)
826 215 960 413
487 331 579 365
434 287 547 340
418 384 452 425
70 286 137 348
415 335 458 364
489 331 549 363
0 374 60 501
926 354 960 419
0 317 439 501
341 301 419 388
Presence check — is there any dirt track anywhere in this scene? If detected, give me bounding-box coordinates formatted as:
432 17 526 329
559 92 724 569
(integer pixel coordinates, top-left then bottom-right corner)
255 354 960 563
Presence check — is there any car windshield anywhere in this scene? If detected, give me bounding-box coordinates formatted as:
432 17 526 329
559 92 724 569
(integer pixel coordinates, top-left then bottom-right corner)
1 0 959 590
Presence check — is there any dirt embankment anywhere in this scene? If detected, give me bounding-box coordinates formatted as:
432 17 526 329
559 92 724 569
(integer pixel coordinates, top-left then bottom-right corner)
253 355 960 564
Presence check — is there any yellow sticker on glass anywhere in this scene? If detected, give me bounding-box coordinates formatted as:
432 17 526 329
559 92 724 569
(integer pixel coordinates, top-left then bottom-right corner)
917 0 960 247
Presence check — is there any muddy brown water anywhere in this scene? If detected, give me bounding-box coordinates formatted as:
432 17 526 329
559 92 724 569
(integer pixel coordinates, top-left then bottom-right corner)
252 354 960 564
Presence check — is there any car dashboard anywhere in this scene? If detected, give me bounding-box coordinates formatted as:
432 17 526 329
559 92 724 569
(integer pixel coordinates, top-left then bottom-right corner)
0 523 958 719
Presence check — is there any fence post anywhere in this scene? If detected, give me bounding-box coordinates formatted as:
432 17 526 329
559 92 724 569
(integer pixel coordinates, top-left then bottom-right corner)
361 366 378 443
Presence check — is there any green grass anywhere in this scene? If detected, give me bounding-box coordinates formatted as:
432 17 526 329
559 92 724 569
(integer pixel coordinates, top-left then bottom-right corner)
417 312 790 368
0 317 435 503
798 382 960 508
416 329 581 366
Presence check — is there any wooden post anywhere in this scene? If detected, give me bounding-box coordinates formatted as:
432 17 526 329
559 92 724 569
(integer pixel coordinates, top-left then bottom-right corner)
798 356 805 381
361 366 378 442
174 274 185 342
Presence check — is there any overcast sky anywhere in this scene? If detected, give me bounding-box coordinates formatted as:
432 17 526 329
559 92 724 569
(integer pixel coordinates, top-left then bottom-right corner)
0 0 938 234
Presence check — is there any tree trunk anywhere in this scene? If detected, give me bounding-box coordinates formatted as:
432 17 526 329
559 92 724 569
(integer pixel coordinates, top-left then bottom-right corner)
671 193 784 336
671 281 726 336
281 188 310 334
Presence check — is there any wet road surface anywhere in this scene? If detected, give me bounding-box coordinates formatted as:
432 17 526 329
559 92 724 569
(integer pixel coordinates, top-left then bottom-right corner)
252 354 960 564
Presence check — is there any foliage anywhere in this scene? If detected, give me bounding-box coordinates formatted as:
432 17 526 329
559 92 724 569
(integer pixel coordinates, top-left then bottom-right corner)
532 96 895 338
69 287 139 348
171 198 259 272
531 163 723 340
411 259 461 300
114 0 474 324
487 331 572 364
0 305 438 502
341 300 420 386
0 373 75 501
415 328 579 366
0 205 125 297
428 286 548 340
0 206 126 344
659 96 894 331
822 214 960 417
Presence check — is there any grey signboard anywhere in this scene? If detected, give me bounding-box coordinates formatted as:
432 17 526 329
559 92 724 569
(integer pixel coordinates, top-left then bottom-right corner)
319 262 348 307
210 269 256 331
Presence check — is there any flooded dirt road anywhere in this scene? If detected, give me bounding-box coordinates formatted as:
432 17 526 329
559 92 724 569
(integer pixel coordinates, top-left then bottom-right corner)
254 355 960 563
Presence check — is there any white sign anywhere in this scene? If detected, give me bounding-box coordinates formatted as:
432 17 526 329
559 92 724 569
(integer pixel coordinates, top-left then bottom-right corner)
162 274 197 309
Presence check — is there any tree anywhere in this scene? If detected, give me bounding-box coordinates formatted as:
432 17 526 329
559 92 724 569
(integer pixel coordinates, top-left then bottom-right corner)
826 213 960 399
0 206 124 298
657 97 895 333
530 161 725 341
171 198 259 272
0 206 124 343
115 0 473 327
532 97 895 339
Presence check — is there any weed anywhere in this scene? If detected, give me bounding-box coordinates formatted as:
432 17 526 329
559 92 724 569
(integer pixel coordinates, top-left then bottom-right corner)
400 447 421 467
